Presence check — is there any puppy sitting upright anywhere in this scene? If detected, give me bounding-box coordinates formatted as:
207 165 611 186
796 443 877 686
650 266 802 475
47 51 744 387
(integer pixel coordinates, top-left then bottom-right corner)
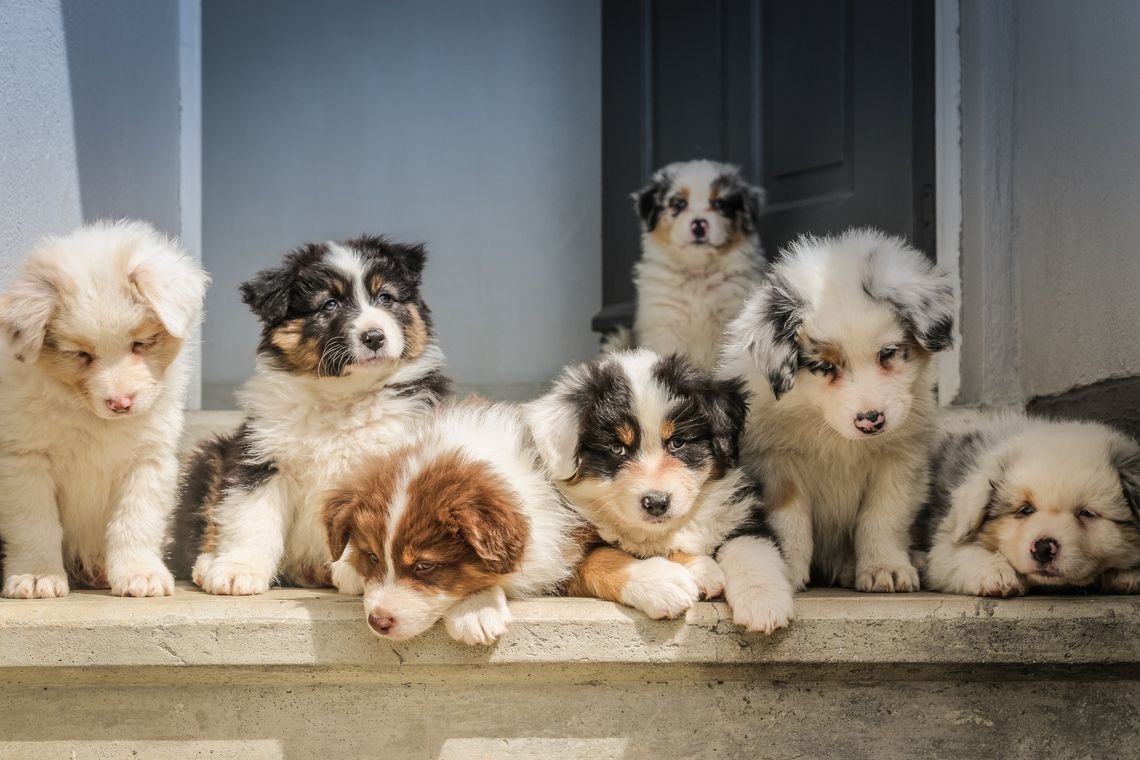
915 412 1140 596
178 235 450 594
721 229 955 592
527 349 794 634
0 221 208 598
611 160 766 370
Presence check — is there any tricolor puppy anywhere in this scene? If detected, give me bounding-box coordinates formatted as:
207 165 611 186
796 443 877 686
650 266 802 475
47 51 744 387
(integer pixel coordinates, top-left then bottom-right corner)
915 412 1140 596
0 221 208 598
324 401 583 645
720 228 955 592
177 235 449 594
526 349 794 634
606 160 766 370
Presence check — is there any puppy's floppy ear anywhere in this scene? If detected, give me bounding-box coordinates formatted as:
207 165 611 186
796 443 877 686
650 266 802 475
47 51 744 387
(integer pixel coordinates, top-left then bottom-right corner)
350 235 428 283
631 169 669 232
524 379 583 482
721 275 803 400
947 450 1006 544
323 487 357 560
128 236 210 340
0 260 60 363
701 374 750 468
239 260 297 326
1110 436 1140 523
451 478 529 575
863 234 955 353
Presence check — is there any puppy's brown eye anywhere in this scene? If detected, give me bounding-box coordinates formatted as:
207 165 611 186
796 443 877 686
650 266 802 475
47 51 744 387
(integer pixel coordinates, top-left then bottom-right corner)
878 346 898 364
1078 508 1097 520
669 198 687 213
412 561 437 577
1017 503 1036 517
367 552 379 563
666 437 687 452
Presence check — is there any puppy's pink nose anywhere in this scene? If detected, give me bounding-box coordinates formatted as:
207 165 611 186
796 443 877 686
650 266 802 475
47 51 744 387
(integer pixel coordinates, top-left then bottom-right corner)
105 395 134 414
854 410 885 434
368 611 396 635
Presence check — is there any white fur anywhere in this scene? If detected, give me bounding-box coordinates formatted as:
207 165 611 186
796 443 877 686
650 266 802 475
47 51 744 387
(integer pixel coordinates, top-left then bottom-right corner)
0 221 208 598
619 556 700 619
721 229 954 591
626 160 765 369
718 535 795 634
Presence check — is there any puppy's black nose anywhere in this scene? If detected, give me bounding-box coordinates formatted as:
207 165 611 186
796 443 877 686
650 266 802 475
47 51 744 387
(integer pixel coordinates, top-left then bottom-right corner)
641 491 671 517
690 218 708 238
361 330 385 351
1031 538 1059 564
854 410 885 434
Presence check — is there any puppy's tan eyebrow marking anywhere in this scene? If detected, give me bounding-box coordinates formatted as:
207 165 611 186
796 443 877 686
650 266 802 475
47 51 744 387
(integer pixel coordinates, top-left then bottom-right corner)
616 424 635 446
660 419 675 441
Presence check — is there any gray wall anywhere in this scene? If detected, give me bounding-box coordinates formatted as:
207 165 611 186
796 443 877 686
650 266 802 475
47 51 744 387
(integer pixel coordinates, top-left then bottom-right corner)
958 0 1140 405
201 0 601 404
0 0 181 285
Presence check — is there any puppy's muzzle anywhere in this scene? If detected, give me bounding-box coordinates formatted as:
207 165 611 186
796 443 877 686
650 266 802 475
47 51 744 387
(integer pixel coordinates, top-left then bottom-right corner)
854 409 885 435
360 329 386 352
1031 537 1059 565
641 490 671 517
690 218 708 241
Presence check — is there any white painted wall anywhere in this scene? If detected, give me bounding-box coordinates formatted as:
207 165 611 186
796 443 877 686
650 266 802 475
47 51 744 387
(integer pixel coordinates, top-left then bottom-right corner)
200 0 601 405
956 0 1140 405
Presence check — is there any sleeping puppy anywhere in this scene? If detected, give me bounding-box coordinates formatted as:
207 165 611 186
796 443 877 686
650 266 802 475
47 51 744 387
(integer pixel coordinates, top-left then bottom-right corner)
607 160 766 370
526 349 794 634
0 221 208 598
915 411 1140 596
324 400 583 645
177 235 450 594
720 228 955 592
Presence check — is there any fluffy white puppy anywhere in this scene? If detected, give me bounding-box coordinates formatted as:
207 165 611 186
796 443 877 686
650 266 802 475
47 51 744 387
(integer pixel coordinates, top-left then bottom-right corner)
608 160 766 370
720 228 955 592
915 411 1140 596
0 221 208 598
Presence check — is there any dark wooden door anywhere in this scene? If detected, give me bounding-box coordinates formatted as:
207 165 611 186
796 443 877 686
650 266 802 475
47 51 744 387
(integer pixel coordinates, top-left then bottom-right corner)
596 0 934 333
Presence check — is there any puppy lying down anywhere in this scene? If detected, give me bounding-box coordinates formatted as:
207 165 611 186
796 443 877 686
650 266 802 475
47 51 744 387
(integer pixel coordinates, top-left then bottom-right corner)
914 411 1140 596
527 349 795 634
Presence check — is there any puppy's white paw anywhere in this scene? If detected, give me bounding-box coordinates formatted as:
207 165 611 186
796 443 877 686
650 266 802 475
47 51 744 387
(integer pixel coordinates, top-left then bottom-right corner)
787 559 811 592
1101 568 1140 595
620 557 700 619
729 586 795 635
856 561 921 593
2 573 69 599
684 555 726 599
445 587 512 646
191 553 213 588
971 561 1026 597
331 557 365 596
111 566 174 597
198 561 272 596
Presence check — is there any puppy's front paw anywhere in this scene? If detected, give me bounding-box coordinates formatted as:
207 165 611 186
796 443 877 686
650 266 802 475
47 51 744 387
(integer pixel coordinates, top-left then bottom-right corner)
2 573 69 599
620 557 700 619
111 567 174 597
198 561 272 596
684 555 726 599
1101 568 1140 594
331 557 365 595
972 561 1025 597
729 587 795 635
856 561 921 593
444 588 512 646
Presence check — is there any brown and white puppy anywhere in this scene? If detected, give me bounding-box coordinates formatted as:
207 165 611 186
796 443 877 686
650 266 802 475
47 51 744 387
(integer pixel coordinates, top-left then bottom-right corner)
526 349 794 634
915 411 1140 596
177 235 450 594
720 229 955 593
0 221 208 598
324 401 583 645
605 160 766 370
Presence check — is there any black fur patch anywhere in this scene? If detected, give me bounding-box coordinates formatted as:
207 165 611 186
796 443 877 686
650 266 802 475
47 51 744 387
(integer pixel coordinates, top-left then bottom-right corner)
653 353 748 472
390 369 452 402
569 361 639 480
762 279 804 398
632 173 670 232
715 478 780 553
710 171 765 235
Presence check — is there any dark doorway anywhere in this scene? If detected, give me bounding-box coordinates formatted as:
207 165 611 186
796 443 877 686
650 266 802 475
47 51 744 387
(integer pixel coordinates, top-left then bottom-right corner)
595 0 935 333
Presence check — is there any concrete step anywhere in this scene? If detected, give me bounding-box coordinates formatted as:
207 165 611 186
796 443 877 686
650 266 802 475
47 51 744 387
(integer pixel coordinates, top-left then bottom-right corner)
1 584 1139 759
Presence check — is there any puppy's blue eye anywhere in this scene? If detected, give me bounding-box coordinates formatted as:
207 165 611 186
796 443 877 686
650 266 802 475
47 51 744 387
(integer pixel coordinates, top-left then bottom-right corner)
669 198 687 212
378 292 393 305
1017 503 1036 517
667 437 687 452
322 299 339 312
609 444 627 457
711 199 727 212
879 347 898 364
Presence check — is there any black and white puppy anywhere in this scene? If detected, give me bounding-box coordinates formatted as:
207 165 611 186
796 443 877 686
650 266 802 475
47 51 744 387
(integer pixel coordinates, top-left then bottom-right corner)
915 411 1140 596
720 229 955 592
607 160 766 370
176 235 450 594
526 349 794 634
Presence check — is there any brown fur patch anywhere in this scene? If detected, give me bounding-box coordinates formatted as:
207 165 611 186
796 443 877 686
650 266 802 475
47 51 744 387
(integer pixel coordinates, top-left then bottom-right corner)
368 274 386 297
977 516 1008 553
268 318 322 374
566 545 636 602
667 551 701 568
402 304 428 360
659 419 675 442
616 424 636 447
325 447 407 579
769 478 800 510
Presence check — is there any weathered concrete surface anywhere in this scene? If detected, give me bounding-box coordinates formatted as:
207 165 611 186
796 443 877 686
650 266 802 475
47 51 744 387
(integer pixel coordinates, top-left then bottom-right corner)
1 585 1139 759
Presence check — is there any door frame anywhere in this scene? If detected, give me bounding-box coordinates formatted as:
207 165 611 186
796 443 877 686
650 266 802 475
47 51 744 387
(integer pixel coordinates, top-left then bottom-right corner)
935 0 962 406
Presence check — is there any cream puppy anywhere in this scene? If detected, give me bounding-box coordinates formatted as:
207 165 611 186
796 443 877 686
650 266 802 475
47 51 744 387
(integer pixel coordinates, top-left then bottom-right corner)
721 229 955 592
0 221 208 598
